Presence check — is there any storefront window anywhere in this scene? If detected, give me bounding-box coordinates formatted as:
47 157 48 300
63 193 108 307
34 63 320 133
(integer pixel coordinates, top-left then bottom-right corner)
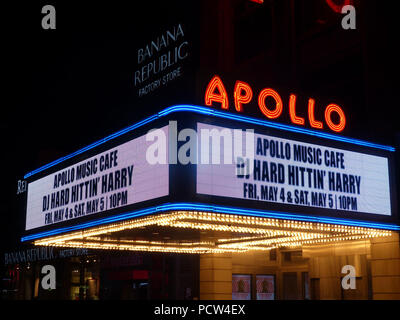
69 256 100 300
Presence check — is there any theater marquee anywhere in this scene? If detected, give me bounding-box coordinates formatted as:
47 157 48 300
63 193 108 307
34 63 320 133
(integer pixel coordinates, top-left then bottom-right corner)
21 106 398 247
197 122 392 217
25 126 169 230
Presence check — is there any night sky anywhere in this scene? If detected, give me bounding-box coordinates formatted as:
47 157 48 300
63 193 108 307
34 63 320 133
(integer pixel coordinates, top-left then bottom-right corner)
1 1 399 254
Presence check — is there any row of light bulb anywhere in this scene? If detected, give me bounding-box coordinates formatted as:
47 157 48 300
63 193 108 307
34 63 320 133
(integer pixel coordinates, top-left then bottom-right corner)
34 210 392 253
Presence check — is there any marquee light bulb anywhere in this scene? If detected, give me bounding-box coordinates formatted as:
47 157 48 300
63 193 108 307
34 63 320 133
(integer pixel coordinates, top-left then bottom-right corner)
32 210 392 254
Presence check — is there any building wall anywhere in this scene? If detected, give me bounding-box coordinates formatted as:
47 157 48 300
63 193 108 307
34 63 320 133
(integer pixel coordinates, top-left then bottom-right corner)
303 241 371 299
199 233 400 300
370 232 400 299
199 253 232 300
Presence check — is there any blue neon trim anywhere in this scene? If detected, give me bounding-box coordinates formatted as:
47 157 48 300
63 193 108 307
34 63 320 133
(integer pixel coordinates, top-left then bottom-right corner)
21 202 400 242
24 105 395 179
160 105 396 152
23 114 158 179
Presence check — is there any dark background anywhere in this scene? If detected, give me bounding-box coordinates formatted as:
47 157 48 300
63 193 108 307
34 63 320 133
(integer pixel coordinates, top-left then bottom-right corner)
2 0 399 257
2 0 201 253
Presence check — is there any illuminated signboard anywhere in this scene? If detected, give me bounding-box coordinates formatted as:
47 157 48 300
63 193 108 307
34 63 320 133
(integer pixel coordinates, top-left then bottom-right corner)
23 106 397 242
197 122 391 217
204 75 346 133
26 126 169 231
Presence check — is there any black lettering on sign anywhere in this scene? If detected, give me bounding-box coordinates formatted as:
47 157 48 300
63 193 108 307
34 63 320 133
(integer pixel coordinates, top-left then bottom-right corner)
253 160 284 184
328 172 361 194
100 150 118 172
101 165 134 194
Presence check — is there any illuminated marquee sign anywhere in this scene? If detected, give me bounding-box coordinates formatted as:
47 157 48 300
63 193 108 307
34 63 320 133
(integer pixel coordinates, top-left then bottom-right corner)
197 123 391 217
25 126 169 231
204 75 346 133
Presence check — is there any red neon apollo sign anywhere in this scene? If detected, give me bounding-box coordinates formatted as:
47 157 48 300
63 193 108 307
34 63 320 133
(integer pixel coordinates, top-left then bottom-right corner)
204 75 346 133
325 0 352 13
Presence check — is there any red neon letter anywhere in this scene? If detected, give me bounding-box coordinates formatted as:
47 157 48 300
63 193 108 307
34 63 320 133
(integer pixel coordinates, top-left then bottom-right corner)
308 98 323 129
234 81 253 112
325 0 352 13
258 88 283 119
325 104 346 132
204 75 229 110
289 94 305 125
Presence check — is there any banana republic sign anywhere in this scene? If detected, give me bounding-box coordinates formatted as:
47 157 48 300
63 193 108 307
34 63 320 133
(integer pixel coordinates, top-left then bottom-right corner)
134 23 189 97
4 247 89 265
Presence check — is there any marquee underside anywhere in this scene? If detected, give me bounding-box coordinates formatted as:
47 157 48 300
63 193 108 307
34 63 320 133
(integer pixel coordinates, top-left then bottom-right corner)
33 211 392 254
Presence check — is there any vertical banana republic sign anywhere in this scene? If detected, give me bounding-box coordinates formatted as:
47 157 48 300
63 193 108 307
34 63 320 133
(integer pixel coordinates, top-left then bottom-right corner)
134 23 189 97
